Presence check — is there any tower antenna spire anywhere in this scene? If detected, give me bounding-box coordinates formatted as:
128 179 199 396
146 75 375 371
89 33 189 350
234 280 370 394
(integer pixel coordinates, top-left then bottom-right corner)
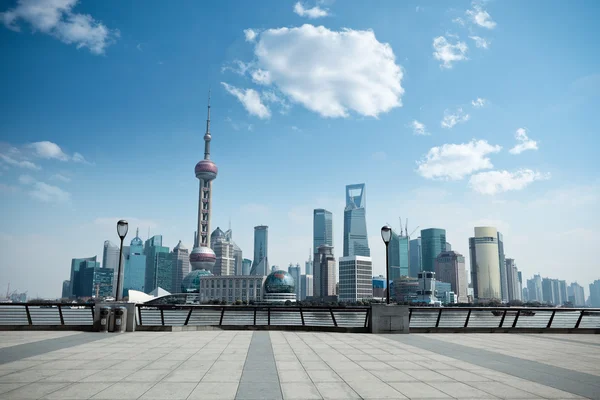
204 89 212 160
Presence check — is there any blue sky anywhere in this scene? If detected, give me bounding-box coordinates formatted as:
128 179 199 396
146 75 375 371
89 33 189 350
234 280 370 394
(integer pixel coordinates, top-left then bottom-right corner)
0 0 598 299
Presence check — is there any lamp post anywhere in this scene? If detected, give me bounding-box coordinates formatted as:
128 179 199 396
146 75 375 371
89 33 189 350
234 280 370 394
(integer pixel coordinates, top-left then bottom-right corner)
116 220 129 301
381 225 392 304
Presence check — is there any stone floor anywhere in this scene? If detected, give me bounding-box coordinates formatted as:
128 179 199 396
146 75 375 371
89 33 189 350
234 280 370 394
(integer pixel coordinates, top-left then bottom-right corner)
0 331 598 400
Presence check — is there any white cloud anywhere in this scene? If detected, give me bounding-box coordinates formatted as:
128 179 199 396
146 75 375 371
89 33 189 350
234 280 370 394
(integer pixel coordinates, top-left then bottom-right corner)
0 0 119 55
221 82 271 119
453 17 465 26
293 2 329 19
469 169 550 195
244 29 258 42
72 152 89 163
51 173 71 182
417 139 502 180
469 35 490 49
28 141 69 161
0 154 40 170
221 60 252 76
252 24 404 118
441 108 470 128
251 69 272 85
18 174 70 203
509 128 538 154
411 120 428 136
433 36 468 69
471 97 487 108
466 4 497 29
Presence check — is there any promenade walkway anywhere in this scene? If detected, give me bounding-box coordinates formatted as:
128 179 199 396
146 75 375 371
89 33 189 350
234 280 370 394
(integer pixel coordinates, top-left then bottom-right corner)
0 331 598 399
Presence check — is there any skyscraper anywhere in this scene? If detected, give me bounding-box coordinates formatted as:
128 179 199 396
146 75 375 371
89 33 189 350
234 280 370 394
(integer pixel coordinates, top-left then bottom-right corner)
288 263 302 301
102 240 120 297
305 251 313 276
171 241 190 292
343 184 370 257
190 94 218 273
242 258 252 276
435 251 468 303
301 274 313 300
156 252 175 292
469 227 501 302
497 232 509 302
224 229 243 276
389 229 409 279
61 280 70 299
542 277 555 304
527 274 543 302
589 280 600 307
70 256 113 298
144 235 170 293
421 228 446 272
313 209 333 268
211 227 234 276
409 237 422 278
123 228 146 296
505 258 519 301
250 225 269 276
314 245 336 298
339 256 373 302
70 256 99 298
568 282 585 306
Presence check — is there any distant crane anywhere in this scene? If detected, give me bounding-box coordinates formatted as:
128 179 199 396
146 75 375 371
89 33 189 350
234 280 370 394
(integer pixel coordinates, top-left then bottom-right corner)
409 226 420 237
399 217 403 237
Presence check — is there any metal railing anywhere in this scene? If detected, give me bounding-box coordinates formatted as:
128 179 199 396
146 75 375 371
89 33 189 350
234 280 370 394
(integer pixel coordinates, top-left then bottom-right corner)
136 305 370 332
0 303 95 329
409 307 600 332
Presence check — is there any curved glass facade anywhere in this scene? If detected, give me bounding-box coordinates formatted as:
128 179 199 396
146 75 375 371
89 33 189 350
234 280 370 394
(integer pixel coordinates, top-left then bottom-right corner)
264 270 295 294
343 184 370 257
469 227 501 301
421 228 446 272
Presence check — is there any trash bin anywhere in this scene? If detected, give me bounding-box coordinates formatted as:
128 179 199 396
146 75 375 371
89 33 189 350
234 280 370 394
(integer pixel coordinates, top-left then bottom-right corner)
113 306 127 333
99 306 111 333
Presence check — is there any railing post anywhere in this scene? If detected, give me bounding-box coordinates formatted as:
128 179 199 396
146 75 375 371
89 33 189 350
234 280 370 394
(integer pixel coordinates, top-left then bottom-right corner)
435 309 443 328
25 305 32 326
547 310 556 328
409 308 412 322
499 309 508 328
268 308 271 326
160 308 165 326
299 308 305 326
184 308 193 326
253 307 257 326
511 310 521 328
138 306 143 326
58 305 65 325
574 310 585 329
364 307 370 328
330 308 338 327
219 307 225 326
464 309 472 328
90 304 95 324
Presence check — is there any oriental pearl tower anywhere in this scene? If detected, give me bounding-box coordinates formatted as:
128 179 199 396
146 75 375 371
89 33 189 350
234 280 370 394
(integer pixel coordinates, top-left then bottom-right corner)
189 93 218 272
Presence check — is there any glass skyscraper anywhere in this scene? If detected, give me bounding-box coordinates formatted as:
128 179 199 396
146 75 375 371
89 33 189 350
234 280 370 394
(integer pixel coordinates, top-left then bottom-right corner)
313 209 333 267
497 232 509 302
123 229 146 297
469 227 502 302
409 237 422 278
69 256 99 298
250 225 269 276
420 228 446 272
343 183 370 257
389 230 409 280
144 235 170 294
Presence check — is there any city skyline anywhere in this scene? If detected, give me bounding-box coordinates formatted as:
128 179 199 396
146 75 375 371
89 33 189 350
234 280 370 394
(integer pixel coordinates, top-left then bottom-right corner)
0 1 598 298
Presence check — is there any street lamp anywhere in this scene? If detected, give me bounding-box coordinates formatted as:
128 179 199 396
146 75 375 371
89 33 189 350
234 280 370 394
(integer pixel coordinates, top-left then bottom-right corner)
381 225 392 304
116 220 128 301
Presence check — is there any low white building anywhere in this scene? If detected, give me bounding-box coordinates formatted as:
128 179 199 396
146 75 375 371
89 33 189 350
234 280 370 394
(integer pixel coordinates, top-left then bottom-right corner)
199 275 266 303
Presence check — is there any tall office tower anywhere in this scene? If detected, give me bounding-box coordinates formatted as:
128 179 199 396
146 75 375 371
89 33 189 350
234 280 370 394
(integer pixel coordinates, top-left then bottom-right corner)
421 229 446 272
314 245 336 298
288 263 302 301
445 242 452 251
505 259 519 301
301 274 313 300
210 227 234 276
144 235 170 293
522 287 529 302
518 271 523 301
409 237 422 278
155 252 174 292
527 274 543 302
343 184 370 257
250 225 269 275
70 256 99 298
223 229 243 275
372 275 386 299
242 258 252 275
435 251 468 303
171 241 190 292
497 232 509 302
589 280 600 307
514 265 522 301
102 240 120 297
568 282 585 306
61 280 71 299
305 250 313 276
190 94 218 273
123 228 146 296
313 209 333 267
469 227 501 302
339 256 373 302
389 229 409 279
558 280 567 305
541 278 553 304
551 279 562 305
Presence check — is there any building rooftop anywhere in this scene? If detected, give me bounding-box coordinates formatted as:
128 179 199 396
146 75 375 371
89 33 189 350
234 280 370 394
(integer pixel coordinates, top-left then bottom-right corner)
0 331 598 399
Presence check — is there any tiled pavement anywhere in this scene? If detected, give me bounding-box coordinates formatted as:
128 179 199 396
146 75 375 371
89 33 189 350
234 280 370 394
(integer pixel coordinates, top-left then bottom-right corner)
0 331 598 399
